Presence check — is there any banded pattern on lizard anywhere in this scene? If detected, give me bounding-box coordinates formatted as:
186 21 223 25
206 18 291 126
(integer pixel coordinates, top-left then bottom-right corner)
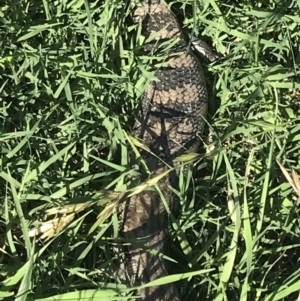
117 1 212 300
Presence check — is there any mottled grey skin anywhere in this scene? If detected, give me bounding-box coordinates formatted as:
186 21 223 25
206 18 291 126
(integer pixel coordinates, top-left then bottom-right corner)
117 1 209 300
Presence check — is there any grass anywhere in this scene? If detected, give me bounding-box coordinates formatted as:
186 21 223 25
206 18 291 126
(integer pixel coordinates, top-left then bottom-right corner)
1 0 300 300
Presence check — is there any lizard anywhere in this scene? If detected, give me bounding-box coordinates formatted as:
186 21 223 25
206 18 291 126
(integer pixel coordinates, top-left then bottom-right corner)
116 1 216 300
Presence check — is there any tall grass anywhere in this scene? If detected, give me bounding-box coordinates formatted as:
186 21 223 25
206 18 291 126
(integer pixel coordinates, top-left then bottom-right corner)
1 0 300 300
